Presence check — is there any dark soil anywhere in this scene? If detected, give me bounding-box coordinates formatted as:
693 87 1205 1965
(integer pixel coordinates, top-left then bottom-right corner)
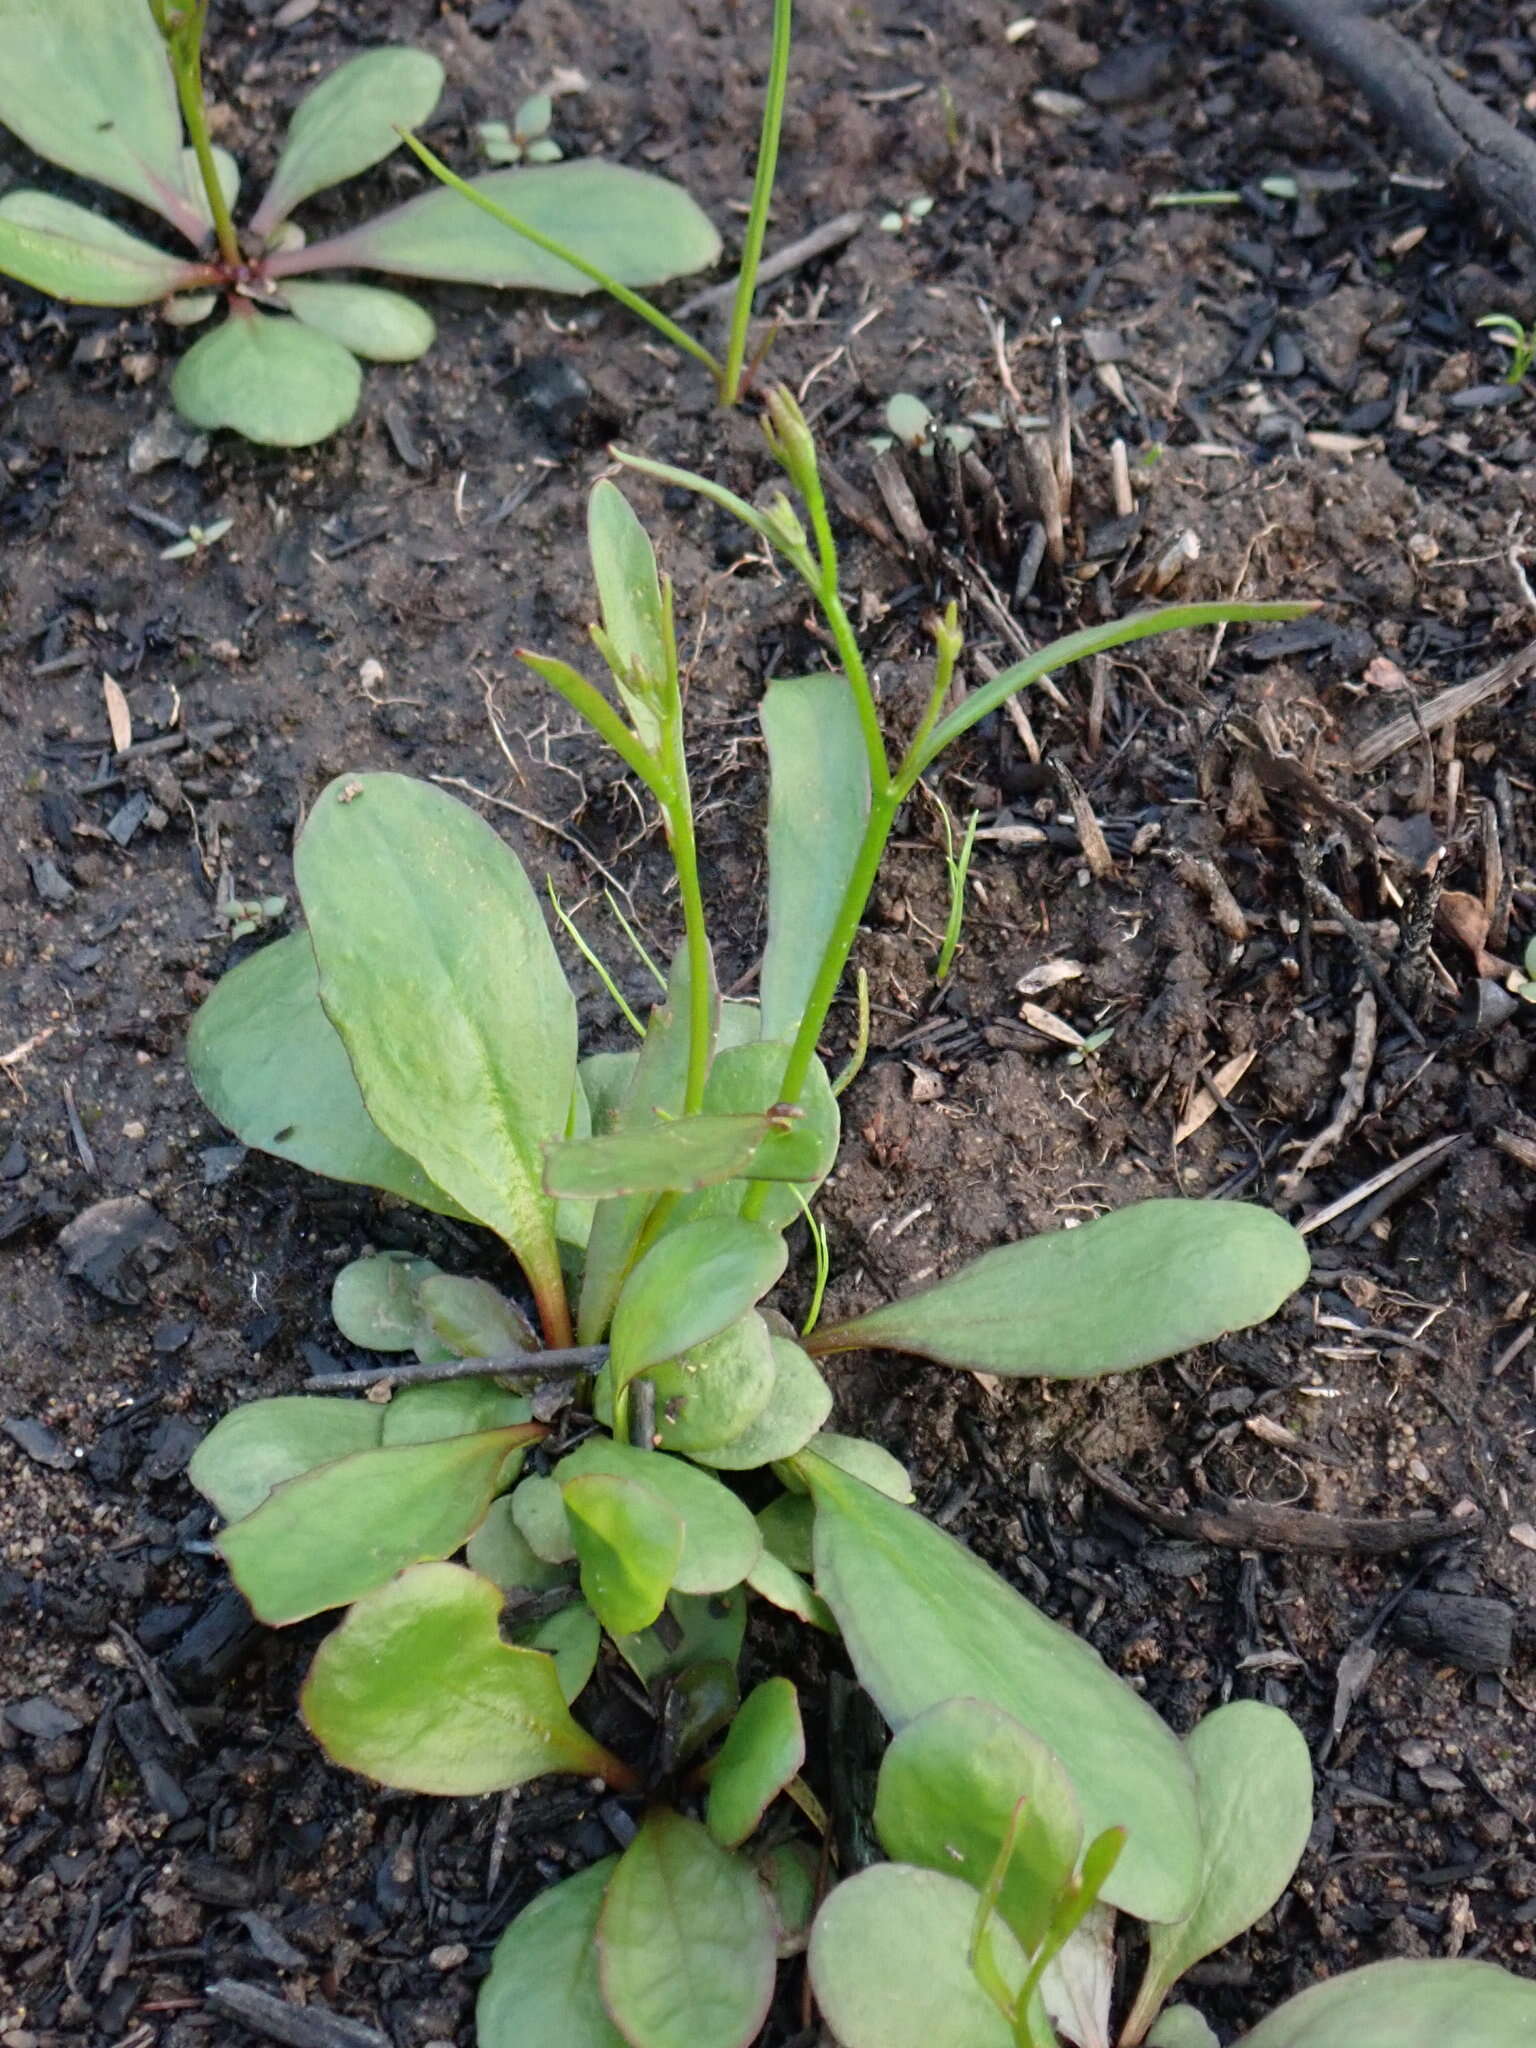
3 3 1535 2043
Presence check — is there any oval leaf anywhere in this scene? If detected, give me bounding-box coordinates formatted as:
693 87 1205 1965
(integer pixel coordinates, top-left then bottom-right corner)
609 1217 787 1389
253 48 445 235
511 1601 601 1704
545 1113 768 1202
218 1423 542 1624
415 1271 536 1358
559 1439 762 1595
332 1251 439 1352
1131 1701 1314 2034
0 193 198 306
1237 1959 1536 2047
563 1470 685 1635
381 1379 530 1445
279 277 436 361
597 1808 776 2048
745 1550 836 1632
295 774 578 1337
1149 2010 1219 2048
673 1041 842 1236
756 1492 814 1573
706 1678 805 1848
478 1858 625 2048
188 1397 382 1526
810 1199 1310 1378
799 1453 1201 1924
465 1496 573 1595
323 160 720 291
172 310 362 447
809 1864 1023 2048
644 1311 777 1455
511 1472 579 1563
0 0 195 236
690 1334 832 1471
302 1562 621 1793
186 930 464 1217
760 674 871 1041
802 1431 914 1502
874 1697 1084 1953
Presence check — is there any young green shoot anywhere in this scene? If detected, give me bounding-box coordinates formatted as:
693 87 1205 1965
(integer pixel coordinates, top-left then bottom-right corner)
1478 312 1536 385
934 797 980 983
547 881 645 1036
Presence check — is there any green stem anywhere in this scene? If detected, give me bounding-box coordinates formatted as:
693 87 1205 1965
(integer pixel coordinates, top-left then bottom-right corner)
396 130 723 382
721 0 794 405
664 752 714 1117
160 0 240 266
740 784 899 1220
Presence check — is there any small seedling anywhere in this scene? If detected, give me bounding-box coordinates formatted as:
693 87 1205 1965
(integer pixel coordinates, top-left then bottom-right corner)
874 390 978 456
1508 932 1536 1003
158 514 232 562
215 891 287 940
879 193 936 233
1478 313 1536 386
0 0 717 444
934 792 980 982
477 93 563 166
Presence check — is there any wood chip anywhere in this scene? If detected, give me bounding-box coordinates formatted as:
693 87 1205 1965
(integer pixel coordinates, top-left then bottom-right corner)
1436 889 1515 978
1018 1002 1086 1049
1174 1051 1257 1146
102 673 133 754
1353 636 1536 772
1511 1522 1536 1552
1016 959 1087 997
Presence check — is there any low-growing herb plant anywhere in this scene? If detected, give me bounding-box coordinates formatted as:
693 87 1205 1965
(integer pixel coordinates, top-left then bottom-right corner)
0 0 718 444
177 386 1366 2043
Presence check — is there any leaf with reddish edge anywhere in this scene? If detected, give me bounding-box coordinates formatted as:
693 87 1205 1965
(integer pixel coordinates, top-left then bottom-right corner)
0 0 203 242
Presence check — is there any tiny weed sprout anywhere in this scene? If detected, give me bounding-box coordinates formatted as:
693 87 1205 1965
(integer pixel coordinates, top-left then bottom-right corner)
477 94 564 167
0 0 717 445
875 390 979 456
179 370 1536 2046
1477 312 1536 385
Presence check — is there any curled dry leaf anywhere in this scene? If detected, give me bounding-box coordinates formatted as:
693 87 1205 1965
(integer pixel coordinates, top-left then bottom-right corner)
1436 890 1514 979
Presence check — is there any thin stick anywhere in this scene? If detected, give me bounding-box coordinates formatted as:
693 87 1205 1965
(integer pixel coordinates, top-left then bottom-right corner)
302 1346 609 1393
1353 637 1536 771
1298 1131 1465 1237
677 209 862 317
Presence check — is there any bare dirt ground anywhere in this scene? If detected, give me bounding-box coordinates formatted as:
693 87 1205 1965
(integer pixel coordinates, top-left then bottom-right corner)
1 3 1534 2042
